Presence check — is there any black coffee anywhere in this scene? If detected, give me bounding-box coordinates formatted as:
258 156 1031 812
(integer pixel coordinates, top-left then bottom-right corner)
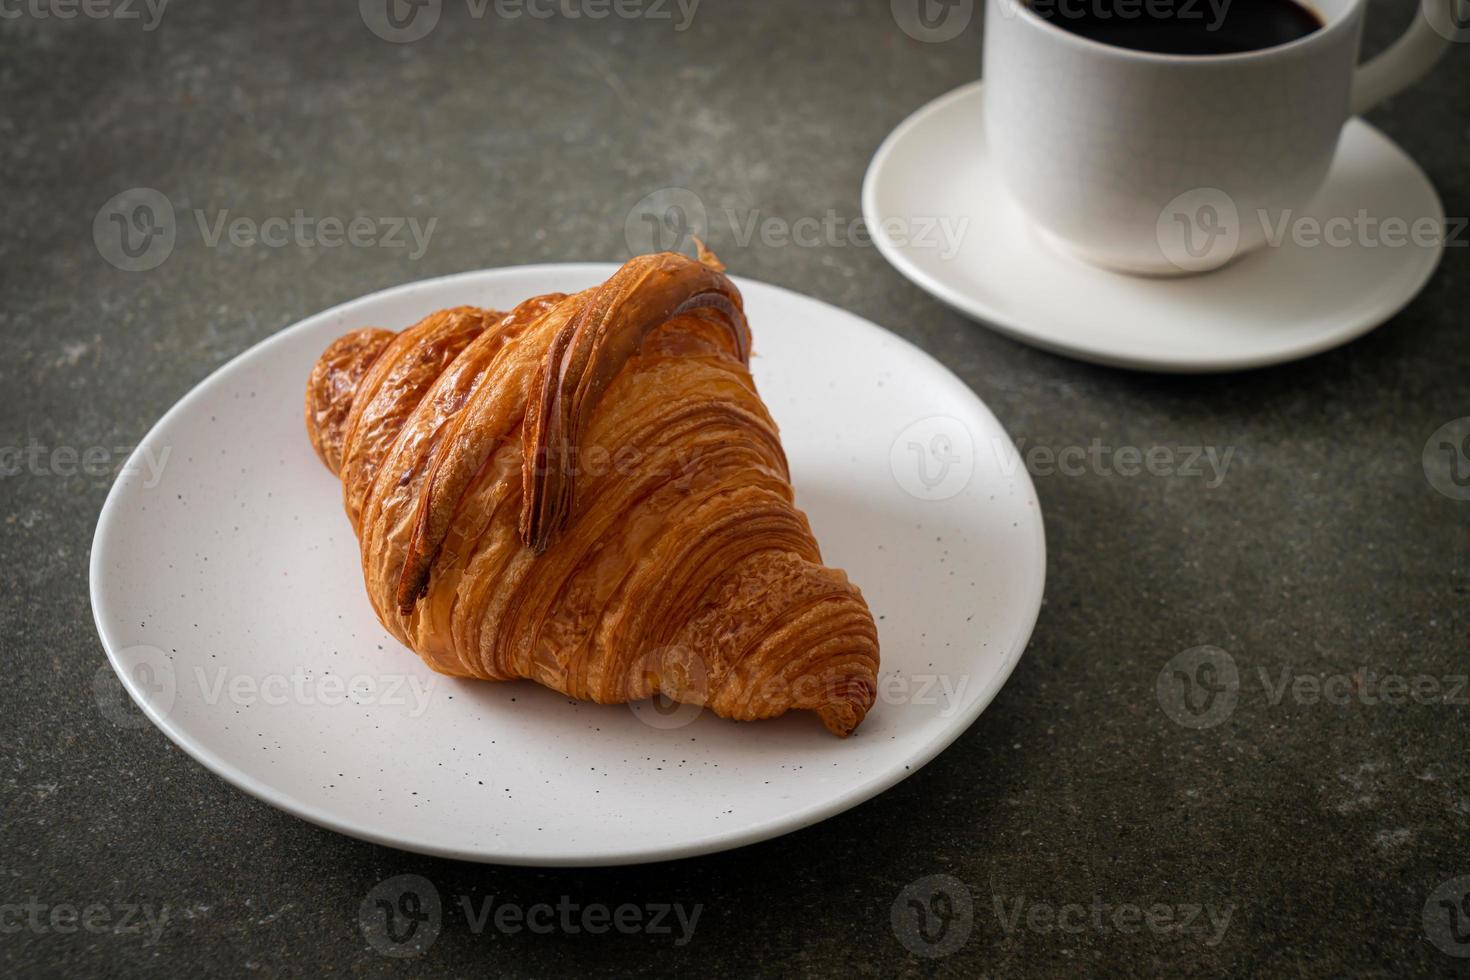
1026 0 1323 55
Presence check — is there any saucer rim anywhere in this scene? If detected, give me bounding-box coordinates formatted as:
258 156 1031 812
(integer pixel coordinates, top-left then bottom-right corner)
861 80 1447 374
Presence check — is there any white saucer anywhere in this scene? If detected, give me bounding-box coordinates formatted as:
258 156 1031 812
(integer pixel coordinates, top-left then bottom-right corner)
90 264 1045 866
862 81 1446 373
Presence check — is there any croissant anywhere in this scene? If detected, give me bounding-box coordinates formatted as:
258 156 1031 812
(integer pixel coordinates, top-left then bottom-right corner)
304 250 880 736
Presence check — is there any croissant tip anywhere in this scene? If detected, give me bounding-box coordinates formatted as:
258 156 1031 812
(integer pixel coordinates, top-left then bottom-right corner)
693 237 725 272
818 701 865 738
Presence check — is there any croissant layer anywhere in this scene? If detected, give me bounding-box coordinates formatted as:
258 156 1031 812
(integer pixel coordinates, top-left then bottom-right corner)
305 252 879 735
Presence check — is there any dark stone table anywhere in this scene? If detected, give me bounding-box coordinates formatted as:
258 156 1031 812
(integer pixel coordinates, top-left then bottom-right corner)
4 1 1466 975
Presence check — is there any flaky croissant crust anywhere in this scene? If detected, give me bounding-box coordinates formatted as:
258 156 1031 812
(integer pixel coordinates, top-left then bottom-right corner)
305 251 879 735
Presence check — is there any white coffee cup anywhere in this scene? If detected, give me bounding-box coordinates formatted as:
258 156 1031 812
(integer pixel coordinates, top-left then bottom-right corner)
983 0 1457 275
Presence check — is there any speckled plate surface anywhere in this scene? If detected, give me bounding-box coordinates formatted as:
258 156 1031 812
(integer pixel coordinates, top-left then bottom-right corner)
89 264 1045 866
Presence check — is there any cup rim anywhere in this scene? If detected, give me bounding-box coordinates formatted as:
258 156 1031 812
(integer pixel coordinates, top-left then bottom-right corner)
1000 0 1360 65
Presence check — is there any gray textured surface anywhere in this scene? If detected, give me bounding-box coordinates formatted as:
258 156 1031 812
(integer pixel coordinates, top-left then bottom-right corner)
3 1 1468 976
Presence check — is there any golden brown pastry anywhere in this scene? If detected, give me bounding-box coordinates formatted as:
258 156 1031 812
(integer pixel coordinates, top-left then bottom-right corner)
304 250 879 735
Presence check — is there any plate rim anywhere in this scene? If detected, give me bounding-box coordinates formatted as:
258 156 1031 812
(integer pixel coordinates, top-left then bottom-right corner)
89 262 1047 866
861 79 1447 374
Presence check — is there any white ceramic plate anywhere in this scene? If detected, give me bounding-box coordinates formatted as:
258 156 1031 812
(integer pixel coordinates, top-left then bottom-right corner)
90 264 1045 866
863 81 1446 373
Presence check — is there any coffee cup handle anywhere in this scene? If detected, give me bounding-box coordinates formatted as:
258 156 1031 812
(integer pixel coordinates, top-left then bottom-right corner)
1351 0 1458 113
